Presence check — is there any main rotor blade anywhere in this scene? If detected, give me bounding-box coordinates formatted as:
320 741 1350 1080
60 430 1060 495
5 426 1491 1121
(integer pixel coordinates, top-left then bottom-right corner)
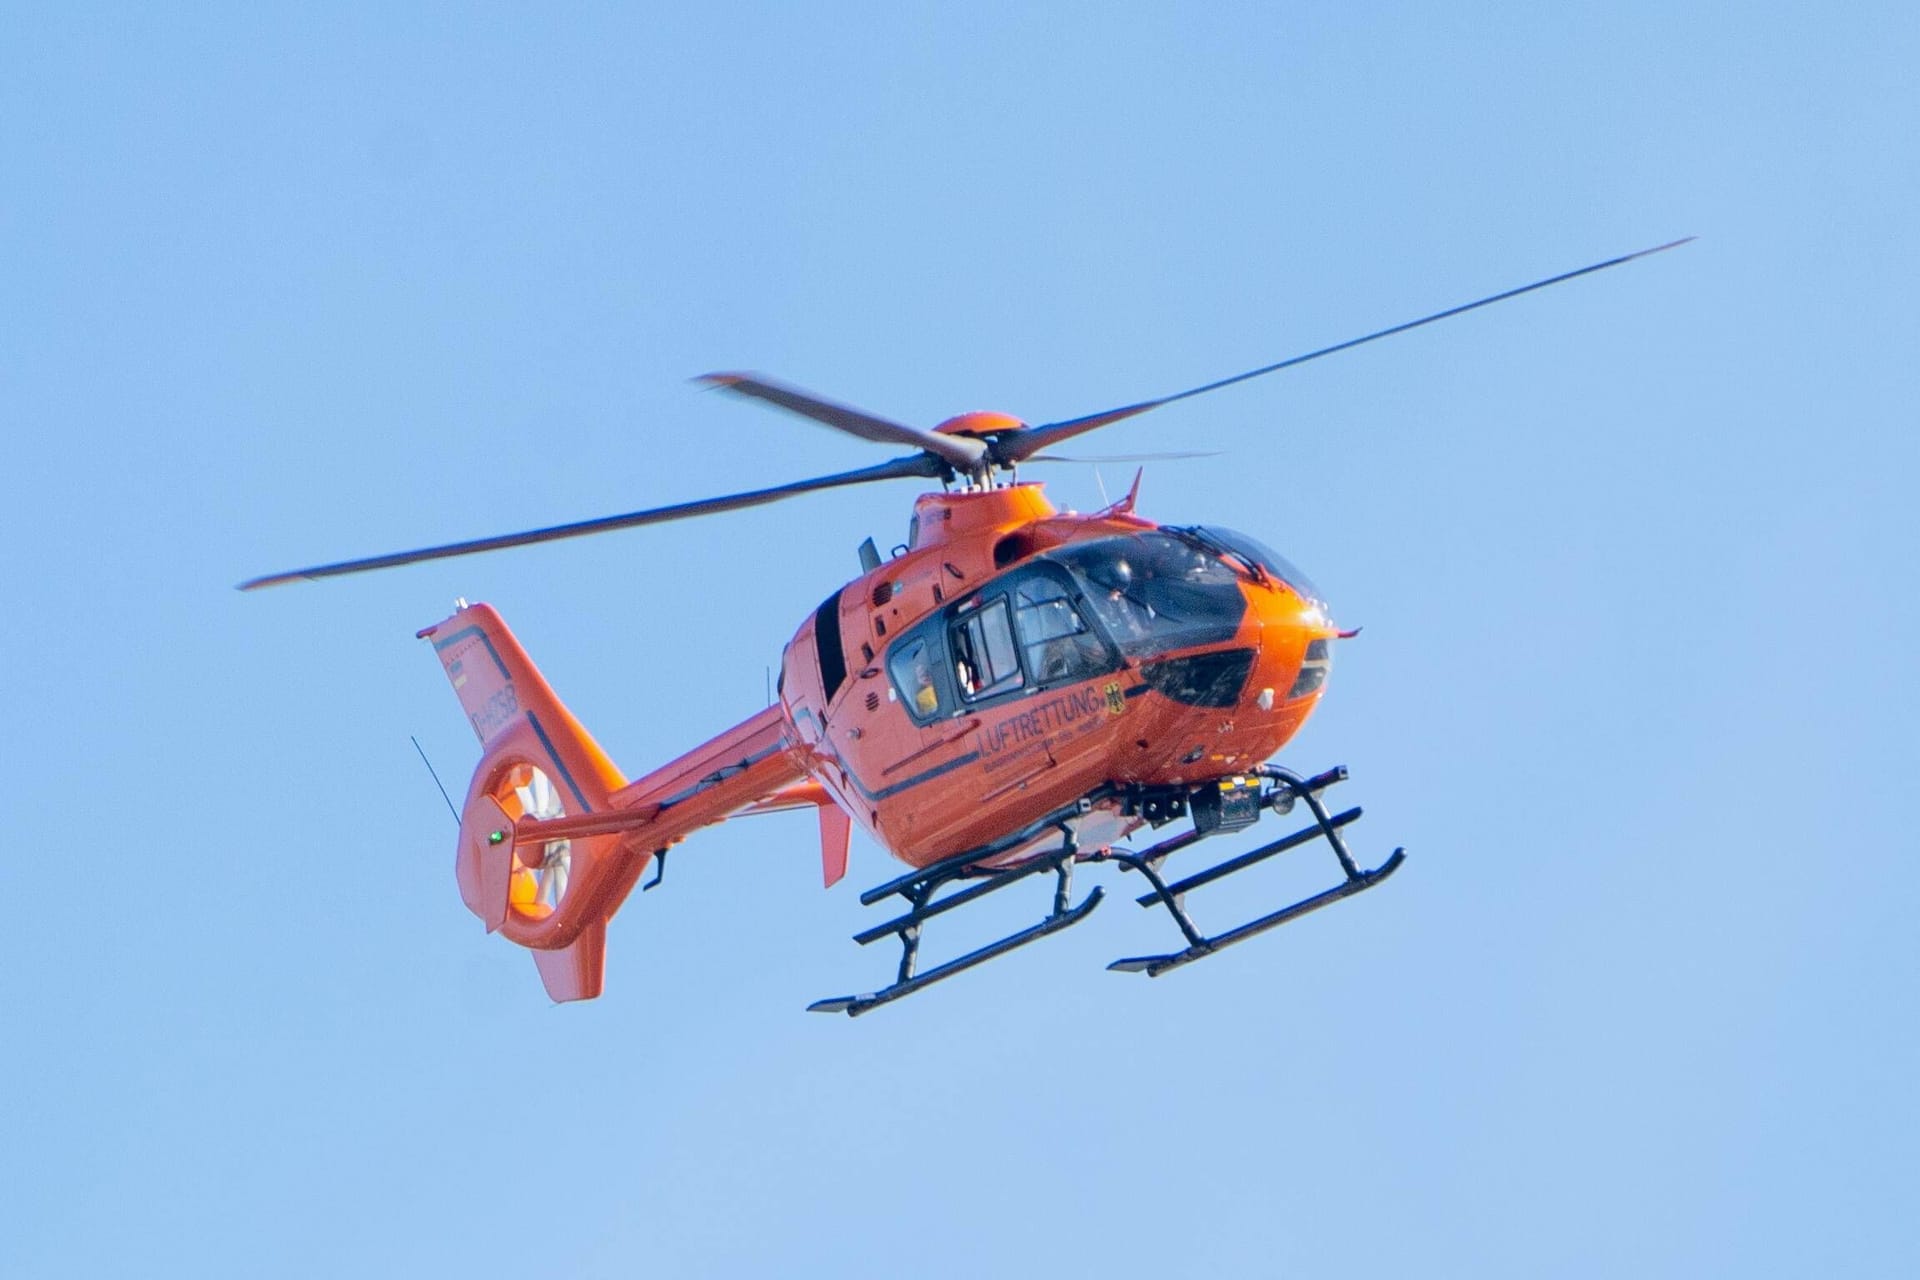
1026 450 1221 463
237 452 945 590
698 372 989 472
996 237 1694 462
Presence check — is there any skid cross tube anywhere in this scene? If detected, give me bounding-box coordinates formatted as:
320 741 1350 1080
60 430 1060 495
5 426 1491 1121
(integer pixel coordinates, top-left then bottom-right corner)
1140 807 1361 904
810 825 1104 1017
1107 764 1405 978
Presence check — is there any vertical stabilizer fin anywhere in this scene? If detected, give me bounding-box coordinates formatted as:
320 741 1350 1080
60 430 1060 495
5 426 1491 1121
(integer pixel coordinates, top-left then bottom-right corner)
818 803 852 888
532 920 607 1003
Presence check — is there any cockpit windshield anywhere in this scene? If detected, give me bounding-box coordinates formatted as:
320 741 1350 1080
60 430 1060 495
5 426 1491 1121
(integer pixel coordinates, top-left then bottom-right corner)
1170 524 1326 610
1047 532 1248 657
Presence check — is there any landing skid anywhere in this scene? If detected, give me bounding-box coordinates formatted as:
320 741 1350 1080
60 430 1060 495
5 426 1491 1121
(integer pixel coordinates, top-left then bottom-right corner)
807 826 1102 1017
1103 765 1404 977
808 764 1403 1014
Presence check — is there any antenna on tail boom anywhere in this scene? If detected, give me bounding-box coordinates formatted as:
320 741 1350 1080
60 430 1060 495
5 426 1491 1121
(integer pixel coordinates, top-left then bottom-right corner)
412 735 460 825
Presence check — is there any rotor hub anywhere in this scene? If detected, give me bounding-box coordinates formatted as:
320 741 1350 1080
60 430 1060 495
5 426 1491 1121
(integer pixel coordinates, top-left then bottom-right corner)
934 410 1027 440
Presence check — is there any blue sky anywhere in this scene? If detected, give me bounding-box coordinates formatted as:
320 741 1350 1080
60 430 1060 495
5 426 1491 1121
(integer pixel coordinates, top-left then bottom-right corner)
4 4 1915 1276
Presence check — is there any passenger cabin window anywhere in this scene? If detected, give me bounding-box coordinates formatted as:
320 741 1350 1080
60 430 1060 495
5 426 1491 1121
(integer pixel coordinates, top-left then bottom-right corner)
952 599 1022 701
1013 576 1108 685
887 636 945 724
894 569 1121 718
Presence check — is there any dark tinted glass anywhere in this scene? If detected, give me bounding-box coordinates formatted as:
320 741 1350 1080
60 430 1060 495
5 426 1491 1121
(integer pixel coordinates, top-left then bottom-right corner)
813 591 848 702
1049 533 1247 657
1184 525 1325 608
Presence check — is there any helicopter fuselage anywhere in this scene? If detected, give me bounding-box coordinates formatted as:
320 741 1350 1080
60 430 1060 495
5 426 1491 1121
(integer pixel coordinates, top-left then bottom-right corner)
777 482 1338 870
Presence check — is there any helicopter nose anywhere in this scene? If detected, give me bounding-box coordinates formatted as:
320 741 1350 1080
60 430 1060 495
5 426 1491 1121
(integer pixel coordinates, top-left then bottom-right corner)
1248 583 1335 715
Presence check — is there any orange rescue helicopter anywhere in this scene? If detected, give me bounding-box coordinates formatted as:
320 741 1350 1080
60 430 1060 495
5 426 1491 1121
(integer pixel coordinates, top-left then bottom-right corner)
243 240 1688 1014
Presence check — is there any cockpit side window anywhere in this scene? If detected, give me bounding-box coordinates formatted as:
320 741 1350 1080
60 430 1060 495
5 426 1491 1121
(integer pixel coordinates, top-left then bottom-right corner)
951 598 1023 701
1012 575 1111 686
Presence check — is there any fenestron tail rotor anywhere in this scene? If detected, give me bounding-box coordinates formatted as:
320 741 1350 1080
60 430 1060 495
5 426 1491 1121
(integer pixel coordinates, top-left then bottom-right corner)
239 239 1689 589
500 763 571 920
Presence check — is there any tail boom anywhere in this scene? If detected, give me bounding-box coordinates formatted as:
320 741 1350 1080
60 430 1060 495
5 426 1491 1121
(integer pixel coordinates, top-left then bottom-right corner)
422 601 809 1001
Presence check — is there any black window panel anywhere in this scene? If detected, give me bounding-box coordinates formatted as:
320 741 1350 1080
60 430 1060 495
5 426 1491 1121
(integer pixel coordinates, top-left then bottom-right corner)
1139 648 1257 707
1288 662 1329 699
1179 524 1326 609
813 591 848 703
